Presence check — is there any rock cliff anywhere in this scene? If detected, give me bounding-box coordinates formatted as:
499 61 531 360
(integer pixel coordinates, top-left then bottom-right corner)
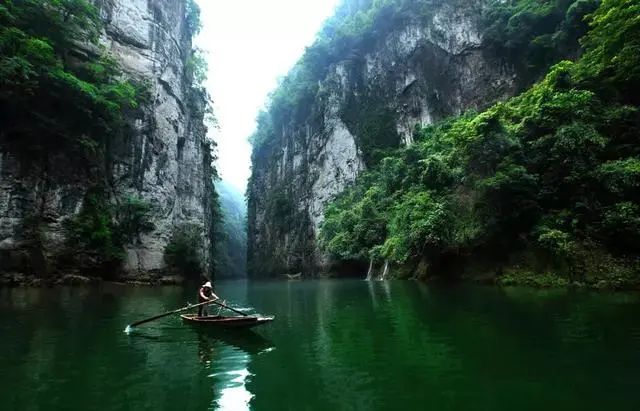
248 0 520 277
0 0 215 279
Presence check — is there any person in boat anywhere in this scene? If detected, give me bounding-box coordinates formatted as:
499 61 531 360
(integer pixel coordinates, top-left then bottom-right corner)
198 281 220 317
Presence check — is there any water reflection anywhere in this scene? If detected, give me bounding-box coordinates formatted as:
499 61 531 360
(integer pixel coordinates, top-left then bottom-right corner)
2 282 640 410
197 332 215 368
209 343 252 410
193 329 274 411
244 280 640 410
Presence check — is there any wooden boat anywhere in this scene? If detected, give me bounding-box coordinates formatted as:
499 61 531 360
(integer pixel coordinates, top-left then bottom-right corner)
180 314 274 329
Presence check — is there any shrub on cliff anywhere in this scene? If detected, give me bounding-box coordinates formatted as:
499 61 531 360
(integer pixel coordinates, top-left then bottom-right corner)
65 192 123 268
63 191 155 276
164 224 204 279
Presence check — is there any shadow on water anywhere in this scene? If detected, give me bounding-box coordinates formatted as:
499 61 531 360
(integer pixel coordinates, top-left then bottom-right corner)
194 328 275 356
126 324 275 356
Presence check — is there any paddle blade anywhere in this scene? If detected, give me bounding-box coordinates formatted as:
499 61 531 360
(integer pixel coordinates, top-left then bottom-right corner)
124 325 132 334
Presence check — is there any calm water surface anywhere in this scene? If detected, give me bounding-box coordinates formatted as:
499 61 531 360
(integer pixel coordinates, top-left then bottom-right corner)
1 280 640 410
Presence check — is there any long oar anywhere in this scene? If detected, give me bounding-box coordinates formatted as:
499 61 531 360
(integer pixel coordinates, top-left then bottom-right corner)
124 299 217 333
209 299 249 317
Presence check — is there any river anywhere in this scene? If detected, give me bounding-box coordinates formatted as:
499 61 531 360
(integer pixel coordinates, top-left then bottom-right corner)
1 280 640 410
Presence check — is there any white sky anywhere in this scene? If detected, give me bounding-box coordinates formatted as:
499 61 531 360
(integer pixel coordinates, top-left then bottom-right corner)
196 0 341 193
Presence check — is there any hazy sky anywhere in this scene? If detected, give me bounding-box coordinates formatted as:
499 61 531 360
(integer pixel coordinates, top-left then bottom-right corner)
196 0 341 192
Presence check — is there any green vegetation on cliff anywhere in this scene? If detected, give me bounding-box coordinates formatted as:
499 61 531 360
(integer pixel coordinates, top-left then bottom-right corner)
1 0 219 279
249 0 431 159
64 192 155 276
0 0 146 274
164 223 205 280
483 0 599 83
321 0 640 287
250 0 594 163
0 0 140 156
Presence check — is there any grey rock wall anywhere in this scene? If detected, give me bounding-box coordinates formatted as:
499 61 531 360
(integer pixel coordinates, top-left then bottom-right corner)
248 0 518 277
0 0 214 278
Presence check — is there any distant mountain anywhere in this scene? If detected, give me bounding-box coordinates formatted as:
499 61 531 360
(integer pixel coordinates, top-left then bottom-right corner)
215 180 247 278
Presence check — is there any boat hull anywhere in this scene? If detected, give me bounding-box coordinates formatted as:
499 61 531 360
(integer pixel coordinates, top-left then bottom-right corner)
180 314 274 329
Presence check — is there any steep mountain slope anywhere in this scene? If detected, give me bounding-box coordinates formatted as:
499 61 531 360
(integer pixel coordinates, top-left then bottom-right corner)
0 0 215 281
247 0 593 277
321 0 640 286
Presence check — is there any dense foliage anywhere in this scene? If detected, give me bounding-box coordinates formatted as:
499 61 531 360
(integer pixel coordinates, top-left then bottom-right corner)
0 0 139 157
321 0 640 287
483 0 599 83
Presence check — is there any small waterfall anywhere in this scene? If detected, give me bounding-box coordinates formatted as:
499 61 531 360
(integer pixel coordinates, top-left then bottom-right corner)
366 258 374 281
380 261 389 280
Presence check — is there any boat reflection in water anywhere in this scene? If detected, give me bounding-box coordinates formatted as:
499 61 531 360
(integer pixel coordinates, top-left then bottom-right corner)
196 329 275 411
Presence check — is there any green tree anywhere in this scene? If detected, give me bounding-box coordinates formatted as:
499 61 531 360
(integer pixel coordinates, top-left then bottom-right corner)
576 0 640 102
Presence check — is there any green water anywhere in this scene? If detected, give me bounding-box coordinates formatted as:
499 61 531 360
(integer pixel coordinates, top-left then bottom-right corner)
1 280 640 410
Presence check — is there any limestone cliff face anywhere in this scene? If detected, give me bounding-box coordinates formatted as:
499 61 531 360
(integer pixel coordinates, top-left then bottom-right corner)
248 0 518 277
0 0 214 277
